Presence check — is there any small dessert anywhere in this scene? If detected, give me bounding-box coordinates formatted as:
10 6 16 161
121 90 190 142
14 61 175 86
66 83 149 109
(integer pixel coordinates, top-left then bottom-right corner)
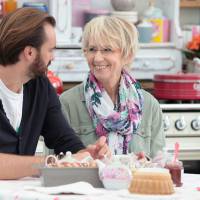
165 160 183 187
111 152 156 170
99 162 132 190
129 168 174 195
45 152 97 168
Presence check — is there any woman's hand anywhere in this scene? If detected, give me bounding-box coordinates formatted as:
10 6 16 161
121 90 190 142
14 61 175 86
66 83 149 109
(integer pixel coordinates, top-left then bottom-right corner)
79 136 111 159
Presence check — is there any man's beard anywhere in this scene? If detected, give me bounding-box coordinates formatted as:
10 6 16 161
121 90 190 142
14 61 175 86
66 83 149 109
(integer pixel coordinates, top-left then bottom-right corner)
28 53 51 79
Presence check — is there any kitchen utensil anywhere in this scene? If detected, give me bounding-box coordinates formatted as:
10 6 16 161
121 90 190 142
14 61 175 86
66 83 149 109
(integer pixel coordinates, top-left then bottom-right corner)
47 71 63 95
41 167 103 188
99 163 132 190
174 142 179 163
154 73 200 100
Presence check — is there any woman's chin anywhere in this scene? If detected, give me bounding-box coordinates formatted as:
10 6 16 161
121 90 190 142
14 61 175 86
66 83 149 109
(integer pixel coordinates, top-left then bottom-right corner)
94 73 110 81
96 77 111 85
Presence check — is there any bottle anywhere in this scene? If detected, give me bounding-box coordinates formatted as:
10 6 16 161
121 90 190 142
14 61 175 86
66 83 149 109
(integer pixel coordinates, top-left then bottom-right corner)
4 0 17 15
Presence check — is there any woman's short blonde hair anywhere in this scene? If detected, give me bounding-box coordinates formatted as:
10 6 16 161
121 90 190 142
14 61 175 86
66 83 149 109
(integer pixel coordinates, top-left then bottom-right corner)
82 15 139 63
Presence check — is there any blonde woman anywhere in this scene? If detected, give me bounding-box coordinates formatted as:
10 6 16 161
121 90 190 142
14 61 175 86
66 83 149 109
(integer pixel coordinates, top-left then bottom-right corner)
60 16 165 158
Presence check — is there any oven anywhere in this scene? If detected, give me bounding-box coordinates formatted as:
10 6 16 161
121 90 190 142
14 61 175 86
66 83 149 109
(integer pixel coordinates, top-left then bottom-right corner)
154 73 200 173
161 102 200 174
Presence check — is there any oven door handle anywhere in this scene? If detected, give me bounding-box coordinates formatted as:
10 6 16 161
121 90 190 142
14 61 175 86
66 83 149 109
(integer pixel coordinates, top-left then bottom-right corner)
167 148 200 153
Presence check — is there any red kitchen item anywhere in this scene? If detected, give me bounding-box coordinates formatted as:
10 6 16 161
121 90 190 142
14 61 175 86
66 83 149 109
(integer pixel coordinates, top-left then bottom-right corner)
47 70 63 95
4 0 17 15
154 73 200 100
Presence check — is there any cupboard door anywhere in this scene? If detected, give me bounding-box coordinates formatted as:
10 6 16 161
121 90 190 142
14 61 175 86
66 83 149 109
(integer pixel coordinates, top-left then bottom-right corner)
180 0 200 7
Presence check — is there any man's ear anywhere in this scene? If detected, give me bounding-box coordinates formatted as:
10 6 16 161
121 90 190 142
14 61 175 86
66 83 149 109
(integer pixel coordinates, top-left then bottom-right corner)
23 46 37 62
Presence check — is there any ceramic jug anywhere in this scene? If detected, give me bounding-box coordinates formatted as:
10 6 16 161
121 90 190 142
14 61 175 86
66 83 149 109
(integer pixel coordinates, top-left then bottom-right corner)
137 21 154 43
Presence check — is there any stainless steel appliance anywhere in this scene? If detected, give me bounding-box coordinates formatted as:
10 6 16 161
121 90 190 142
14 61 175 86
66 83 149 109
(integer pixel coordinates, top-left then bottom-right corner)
161 103 200 173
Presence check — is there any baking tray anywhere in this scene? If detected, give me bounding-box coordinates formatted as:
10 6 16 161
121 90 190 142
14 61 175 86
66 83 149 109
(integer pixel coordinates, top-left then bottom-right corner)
40 167 104 188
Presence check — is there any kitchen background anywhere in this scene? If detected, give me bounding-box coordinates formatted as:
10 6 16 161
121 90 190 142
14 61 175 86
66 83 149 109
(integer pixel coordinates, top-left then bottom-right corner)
0 0 200 174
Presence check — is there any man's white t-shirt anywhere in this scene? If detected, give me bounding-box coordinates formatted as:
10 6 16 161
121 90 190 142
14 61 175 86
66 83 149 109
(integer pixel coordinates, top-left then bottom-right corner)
0 80 23 132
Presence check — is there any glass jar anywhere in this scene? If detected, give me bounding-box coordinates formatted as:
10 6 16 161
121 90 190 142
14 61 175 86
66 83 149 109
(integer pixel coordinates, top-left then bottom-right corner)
4 0 17 15
165 160 183 187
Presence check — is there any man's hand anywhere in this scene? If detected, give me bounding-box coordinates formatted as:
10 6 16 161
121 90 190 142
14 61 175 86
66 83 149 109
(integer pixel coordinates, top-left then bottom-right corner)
79 136 111 159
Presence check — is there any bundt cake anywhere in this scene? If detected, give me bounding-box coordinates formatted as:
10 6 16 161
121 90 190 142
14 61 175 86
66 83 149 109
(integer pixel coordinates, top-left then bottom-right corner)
129 168 174 195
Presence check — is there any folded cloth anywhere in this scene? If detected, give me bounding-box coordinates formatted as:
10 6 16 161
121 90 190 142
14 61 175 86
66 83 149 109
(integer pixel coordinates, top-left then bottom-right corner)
24 181 104 195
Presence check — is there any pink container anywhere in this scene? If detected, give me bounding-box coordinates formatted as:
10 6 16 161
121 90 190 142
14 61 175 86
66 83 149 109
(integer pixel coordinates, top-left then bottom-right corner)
148 18 170 43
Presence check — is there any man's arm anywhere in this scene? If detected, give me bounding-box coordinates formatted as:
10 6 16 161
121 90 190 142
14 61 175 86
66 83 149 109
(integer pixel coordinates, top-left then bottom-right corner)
0 153 44 180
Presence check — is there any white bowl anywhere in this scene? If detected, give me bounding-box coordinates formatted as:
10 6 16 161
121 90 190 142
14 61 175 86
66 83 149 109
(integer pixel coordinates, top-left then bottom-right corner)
102 178 130 190
99 164 132 190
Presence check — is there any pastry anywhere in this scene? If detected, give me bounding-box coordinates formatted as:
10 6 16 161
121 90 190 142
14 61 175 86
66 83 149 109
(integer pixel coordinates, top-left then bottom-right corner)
129 168 174 195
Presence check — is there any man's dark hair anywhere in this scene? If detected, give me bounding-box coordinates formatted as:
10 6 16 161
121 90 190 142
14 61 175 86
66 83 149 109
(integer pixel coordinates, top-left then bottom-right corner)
0 7 56 65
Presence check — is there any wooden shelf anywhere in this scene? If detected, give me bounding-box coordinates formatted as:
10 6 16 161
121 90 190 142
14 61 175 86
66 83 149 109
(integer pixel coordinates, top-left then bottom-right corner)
180 0 200 8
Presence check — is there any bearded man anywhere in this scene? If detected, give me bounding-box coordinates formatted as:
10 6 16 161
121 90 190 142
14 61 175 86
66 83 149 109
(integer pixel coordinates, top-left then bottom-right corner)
0 8 110 179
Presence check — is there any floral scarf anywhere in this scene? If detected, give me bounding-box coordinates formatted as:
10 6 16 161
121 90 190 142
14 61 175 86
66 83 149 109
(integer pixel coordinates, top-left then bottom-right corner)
84 70 144 154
